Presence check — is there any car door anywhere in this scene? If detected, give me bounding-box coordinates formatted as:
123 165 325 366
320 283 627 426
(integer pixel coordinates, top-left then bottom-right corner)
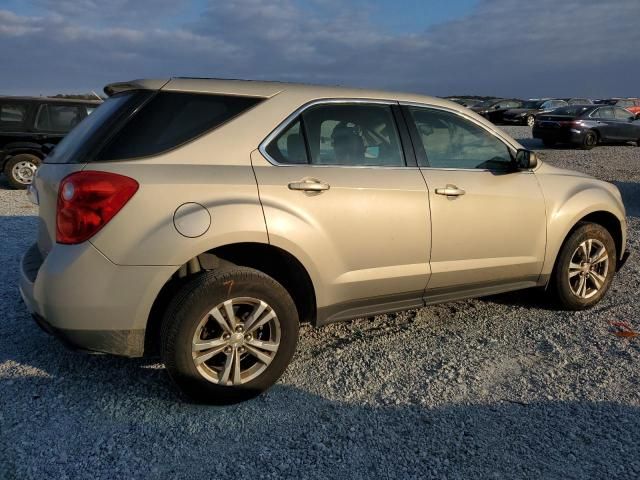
612 107 637 140
252 101 431 321
592 107 618 140
401 104 547 293
33 103 84 143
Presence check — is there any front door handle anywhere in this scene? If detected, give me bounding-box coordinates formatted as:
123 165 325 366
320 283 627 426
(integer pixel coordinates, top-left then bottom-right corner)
435 185 466 197
288 179 330 192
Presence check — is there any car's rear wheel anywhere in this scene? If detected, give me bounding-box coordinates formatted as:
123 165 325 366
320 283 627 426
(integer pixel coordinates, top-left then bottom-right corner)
161 267 299 404
4 154 41 189
526 115 535 127
582 131 598 150
551 222 616 310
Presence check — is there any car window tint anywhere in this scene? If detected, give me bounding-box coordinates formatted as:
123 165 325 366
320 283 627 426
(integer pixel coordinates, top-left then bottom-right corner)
300 104 404 167
597 107 615 120
408 107 512 170
614 108 632 120
0 104 27 123
98 92 263 161
265 118 308 164
35 105 83 132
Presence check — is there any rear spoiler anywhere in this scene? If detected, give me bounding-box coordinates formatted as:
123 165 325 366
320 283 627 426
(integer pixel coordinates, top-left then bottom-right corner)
103 79 170 97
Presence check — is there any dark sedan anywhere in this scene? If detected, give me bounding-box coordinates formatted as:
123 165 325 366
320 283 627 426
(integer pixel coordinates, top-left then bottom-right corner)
532 105 640 149
470 98 522 123
502 99 568 127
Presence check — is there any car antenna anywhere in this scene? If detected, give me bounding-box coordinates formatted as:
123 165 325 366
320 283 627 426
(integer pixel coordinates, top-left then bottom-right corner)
90 91 103 102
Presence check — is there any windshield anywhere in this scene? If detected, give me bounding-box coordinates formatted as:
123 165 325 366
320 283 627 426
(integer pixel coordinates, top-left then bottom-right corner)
550 106 592 116
521 101 544 109
474 99 499 107
45 91 151 164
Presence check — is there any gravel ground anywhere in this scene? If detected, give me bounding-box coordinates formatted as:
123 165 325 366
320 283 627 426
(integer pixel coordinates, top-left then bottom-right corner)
1 127 640 479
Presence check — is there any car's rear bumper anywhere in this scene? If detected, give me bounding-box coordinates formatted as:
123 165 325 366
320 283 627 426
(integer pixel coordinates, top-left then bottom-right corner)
532 127 585 144
503 117 527 125
19 242 175 357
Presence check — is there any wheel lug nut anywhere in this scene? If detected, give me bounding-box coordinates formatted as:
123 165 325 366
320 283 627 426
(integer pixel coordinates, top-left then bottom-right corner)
224 346 232 354
238 347 245 353
235 325 243 333
223 333 230 340
244 334 252 341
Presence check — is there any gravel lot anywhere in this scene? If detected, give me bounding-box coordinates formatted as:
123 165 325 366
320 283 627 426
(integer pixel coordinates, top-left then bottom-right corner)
1 126 639 479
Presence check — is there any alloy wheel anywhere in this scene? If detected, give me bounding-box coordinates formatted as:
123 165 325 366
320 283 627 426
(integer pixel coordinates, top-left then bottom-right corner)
191 297 281 385
567 239 609 299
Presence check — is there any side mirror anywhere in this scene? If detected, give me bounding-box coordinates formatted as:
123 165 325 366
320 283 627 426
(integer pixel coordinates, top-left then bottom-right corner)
494 105 500 110
515 149 538 169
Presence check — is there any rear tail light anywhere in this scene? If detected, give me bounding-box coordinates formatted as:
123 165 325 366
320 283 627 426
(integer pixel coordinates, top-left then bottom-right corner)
56 171 139 244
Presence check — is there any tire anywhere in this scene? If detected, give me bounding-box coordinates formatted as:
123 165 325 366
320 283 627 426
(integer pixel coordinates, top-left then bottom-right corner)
542 138 556 147
550 222 616 310
526 115 535 127
581 131 597 150
3 154 41 189
160 267 299 404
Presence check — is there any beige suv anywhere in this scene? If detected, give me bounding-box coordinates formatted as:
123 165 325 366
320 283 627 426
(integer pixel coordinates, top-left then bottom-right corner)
19 78 628 404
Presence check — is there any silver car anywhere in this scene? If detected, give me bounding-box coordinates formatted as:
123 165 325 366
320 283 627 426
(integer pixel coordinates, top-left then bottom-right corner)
20 78 628 403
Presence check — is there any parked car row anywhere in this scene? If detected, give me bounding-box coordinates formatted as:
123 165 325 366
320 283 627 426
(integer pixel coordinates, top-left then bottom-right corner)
532 105 640 149
0 96 101 188
449 96 640 127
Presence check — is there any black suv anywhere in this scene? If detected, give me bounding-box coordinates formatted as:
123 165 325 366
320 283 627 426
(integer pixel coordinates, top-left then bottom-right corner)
1 96 101 188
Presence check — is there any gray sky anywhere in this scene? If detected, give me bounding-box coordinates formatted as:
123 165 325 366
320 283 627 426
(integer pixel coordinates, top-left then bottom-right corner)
1 0 639 98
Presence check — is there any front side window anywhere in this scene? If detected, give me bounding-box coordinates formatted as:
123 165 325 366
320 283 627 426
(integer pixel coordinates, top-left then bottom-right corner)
0 104 27 124
35 105 83 132
614 108 633 120
408 107 513 170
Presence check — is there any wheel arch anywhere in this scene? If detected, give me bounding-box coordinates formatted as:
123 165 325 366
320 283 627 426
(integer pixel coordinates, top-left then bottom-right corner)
144 242 317 356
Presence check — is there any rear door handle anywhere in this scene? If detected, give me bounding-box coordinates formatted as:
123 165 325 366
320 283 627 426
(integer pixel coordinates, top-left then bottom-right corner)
288 179 330 192
435 185 466 197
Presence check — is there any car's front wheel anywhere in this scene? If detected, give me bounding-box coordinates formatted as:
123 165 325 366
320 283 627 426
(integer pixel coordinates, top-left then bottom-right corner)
4 154 41 189
161 267 299 404
526 115 535 127
551 222 616 310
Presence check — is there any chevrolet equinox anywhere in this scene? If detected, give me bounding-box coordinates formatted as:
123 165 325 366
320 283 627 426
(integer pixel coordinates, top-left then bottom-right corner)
19 78 629 404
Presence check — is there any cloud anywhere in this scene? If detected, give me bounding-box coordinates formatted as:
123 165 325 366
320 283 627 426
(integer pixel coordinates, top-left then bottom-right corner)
0 0 639 97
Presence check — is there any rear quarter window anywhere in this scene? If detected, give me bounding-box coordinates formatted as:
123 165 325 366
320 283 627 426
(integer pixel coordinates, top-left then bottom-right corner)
97 92 263 161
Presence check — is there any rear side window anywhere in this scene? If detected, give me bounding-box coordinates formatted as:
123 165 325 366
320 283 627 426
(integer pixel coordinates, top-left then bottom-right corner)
265 118 309 164
0 104 26 124
596 107 615 120
35 105 84 132
98 92 262 161
302 104 404 166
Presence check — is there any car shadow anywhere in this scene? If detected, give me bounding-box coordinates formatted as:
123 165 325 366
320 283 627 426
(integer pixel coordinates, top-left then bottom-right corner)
2 336 639 479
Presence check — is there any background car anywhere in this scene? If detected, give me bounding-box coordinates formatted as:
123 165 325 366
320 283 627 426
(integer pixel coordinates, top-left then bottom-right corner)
502 99 569 126
533 104 640 149
446 97 482 108
469 98 523 123
0 96 101 188
594 98 640 114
